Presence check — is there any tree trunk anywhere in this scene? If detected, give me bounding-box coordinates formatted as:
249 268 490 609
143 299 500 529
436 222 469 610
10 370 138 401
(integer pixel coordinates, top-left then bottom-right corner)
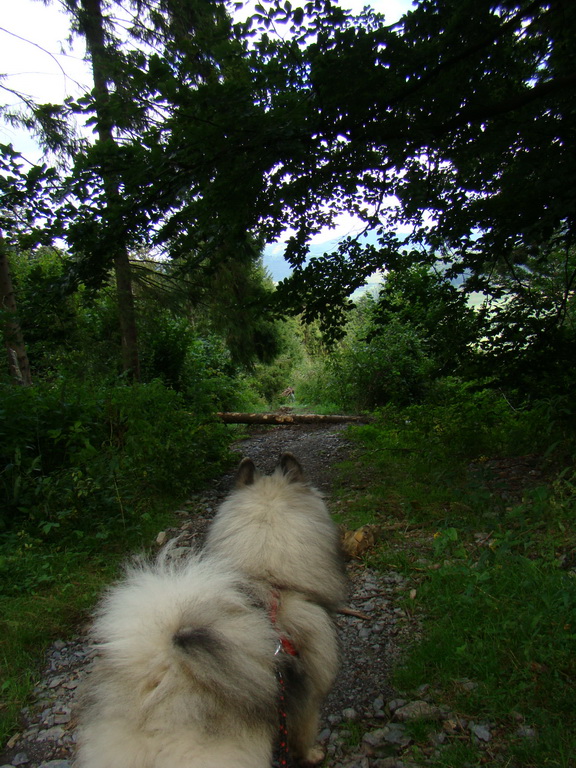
113 248 140 378
216 412 373 425
79 0 140 380
0 232 32 386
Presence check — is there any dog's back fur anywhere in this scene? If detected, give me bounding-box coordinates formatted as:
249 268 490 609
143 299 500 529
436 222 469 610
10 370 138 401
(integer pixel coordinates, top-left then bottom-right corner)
75 554 278 768
205 453 346 762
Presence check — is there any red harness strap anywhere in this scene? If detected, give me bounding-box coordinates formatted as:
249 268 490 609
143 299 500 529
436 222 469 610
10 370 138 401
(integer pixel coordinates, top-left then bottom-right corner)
269 590 298 657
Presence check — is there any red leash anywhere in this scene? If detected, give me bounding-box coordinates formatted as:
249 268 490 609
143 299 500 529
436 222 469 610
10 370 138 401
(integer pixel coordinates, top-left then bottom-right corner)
276 667 290 767
269 590 298 767
270 591 298 657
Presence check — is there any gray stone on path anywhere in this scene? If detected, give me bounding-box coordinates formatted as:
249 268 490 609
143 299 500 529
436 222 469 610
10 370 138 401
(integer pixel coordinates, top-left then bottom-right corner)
394 700 443 722
470 723 491 742
39 762 73 768
363 724 412 748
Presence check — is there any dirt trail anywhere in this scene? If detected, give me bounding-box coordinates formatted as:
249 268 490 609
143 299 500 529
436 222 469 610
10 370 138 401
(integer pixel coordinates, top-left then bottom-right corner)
1 423 421 768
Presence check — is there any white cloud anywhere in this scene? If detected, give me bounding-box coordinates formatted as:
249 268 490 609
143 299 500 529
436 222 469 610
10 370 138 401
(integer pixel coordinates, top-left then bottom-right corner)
309 212 366 246
267 242 288 258
267 210 372 256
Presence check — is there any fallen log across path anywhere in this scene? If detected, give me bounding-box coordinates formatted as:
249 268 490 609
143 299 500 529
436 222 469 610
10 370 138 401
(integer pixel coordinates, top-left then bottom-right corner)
216 411 374 425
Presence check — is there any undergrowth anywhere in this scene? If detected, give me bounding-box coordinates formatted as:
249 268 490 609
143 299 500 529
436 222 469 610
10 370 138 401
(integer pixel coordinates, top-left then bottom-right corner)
336 391 576 768
0 378 237 744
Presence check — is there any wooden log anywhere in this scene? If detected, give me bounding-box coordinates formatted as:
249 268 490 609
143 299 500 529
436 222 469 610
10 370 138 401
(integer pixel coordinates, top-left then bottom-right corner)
216 412 373 425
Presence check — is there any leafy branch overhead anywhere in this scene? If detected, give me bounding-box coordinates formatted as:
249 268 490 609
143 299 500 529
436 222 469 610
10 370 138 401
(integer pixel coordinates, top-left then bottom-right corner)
64 0 571 336
240 0 576 295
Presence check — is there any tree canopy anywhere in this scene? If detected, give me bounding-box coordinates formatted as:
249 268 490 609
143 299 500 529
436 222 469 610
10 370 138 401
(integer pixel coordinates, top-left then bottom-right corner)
236 0 576 331
48 0 571 338
2 0 575 382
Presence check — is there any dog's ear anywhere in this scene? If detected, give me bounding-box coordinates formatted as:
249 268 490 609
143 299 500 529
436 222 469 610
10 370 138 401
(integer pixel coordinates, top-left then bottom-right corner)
235 457 257 487
279 452 304 483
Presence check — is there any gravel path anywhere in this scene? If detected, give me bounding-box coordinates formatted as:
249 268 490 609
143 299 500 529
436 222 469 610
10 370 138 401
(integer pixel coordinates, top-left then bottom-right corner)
0 423 427 768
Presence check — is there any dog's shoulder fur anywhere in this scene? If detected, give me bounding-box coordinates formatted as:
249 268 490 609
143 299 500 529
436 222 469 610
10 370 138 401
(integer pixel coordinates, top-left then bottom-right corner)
205 452 347 610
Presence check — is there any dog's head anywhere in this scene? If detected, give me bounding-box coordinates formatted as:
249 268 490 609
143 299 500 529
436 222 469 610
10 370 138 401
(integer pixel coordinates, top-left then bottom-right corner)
235 452 304 488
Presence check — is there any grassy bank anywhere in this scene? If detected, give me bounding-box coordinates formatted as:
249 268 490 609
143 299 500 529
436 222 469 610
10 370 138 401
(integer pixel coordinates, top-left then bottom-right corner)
335 402 576 768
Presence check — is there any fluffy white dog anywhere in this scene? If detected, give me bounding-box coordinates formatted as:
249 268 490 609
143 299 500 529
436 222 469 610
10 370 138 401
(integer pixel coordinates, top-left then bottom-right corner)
75 453 346 768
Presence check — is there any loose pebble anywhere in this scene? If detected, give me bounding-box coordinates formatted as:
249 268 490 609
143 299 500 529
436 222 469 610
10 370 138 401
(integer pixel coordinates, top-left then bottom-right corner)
470 723 492 743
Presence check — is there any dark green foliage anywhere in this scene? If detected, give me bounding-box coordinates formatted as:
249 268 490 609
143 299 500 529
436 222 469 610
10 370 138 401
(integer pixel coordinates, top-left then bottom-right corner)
0 145 60 247
295 296 436 411
137 311 201 390
176 333 255 412
372 264 483 378
199 256 284 368
6 244 284 399
296 241 576 410
7 247 86 378
328 318 434 410
244 316 306 405
247 364 287 404
357 379 554 468
0 380 230 562
475 243 576 399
